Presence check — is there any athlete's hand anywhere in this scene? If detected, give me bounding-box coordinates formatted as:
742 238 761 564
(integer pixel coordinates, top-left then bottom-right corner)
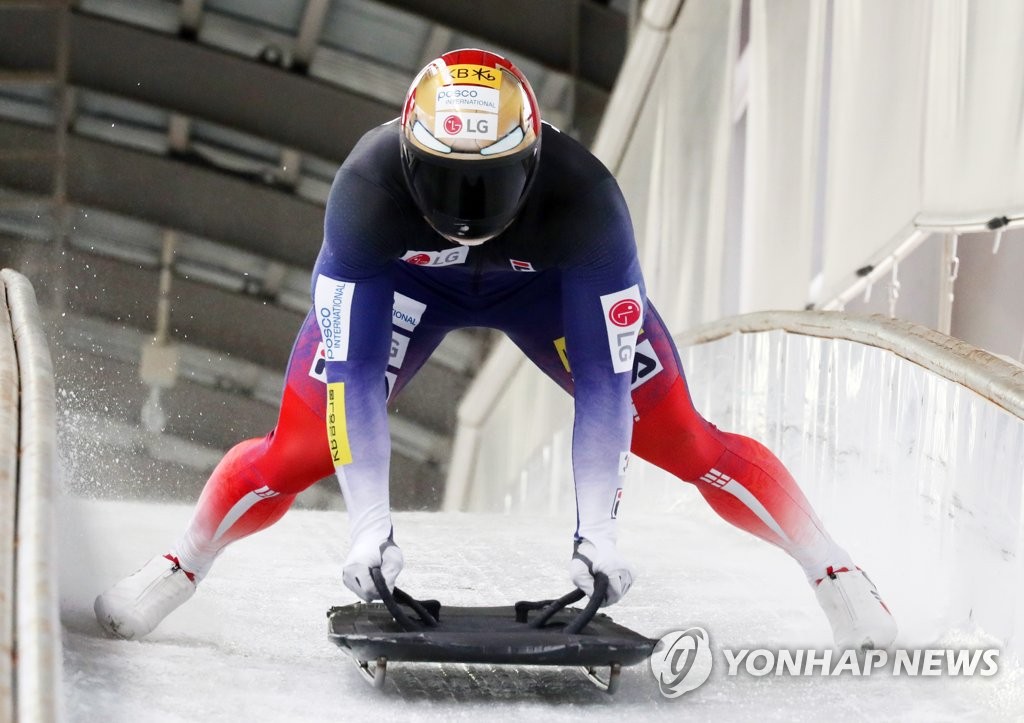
569 538 634 607
343 535 404 602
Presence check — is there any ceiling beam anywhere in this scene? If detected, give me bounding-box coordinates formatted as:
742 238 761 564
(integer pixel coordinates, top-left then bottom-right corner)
377 0 627 91
0 7 397 162
178 0 204 38
0 119 325 267
0 5 60 71
2 233 478 433
292 0 330 72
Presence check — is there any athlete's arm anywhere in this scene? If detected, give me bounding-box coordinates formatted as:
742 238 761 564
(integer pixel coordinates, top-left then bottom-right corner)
559 177 644 603
312 166 404 599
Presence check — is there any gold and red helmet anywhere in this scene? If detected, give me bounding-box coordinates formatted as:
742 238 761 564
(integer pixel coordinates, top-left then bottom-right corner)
400 48 542 245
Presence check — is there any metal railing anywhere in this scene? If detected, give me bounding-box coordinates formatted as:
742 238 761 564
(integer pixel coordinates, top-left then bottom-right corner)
678 310 1024 419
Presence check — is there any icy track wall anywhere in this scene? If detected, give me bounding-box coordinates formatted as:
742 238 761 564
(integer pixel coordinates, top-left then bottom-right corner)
450 311 1024 658
0 269 64 723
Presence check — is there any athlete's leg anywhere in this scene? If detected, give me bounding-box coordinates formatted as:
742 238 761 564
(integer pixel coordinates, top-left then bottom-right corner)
95 311 338 637
501 290 892 645
627 304 852 578
173 276 453 580
96 276 458 638
170 311 337 578
502 290 851 579
624 307 894 647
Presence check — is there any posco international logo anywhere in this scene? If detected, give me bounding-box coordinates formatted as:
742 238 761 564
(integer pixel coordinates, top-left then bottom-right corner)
649 627 713 698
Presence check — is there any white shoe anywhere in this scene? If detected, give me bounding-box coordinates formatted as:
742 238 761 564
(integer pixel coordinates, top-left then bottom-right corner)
814 566 897 650
95 554 196 640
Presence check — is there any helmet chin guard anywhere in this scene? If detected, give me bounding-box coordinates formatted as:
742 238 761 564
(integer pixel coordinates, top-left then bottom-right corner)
400 49 542 245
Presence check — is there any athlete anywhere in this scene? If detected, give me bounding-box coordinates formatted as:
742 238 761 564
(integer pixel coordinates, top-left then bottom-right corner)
95 49 897 650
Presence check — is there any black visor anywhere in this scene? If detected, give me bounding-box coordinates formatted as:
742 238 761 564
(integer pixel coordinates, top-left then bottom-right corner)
401 142 539 243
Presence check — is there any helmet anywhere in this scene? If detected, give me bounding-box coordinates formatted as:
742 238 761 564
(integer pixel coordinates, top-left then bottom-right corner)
400 48 542 245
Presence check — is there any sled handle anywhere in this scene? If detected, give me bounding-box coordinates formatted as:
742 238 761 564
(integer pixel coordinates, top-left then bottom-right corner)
521 589 584 627
564 573 608 635
370 567 440 631
522 573 609 633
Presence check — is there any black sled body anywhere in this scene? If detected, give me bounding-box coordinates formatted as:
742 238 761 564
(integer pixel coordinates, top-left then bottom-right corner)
327 571 656 692
327 600 655 667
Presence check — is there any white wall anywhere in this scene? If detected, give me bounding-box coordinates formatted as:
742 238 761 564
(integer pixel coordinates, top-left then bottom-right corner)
950 229 1024 362
482 322 1024 656
447 0 1024 528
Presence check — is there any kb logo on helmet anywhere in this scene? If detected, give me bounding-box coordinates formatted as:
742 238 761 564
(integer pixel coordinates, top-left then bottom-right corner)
451 65 497 83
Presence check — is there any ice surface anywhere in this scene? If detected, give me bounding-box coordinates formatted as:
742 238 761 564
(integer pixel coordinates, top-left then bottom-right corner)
59 493 1023 722
52 325 1024 720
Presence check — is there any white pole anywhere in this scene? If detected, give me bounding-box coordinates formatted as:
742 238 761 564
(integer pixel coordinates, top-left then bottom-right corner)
937 232 959 336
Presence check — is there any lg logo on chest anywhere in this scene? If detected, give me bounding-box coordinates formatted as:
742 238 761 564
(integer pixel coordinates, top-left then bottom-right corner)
401 248 469 267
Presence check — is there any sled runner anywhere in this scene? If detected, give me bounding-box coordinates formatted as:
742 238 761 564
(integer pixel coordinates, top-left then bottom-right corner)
327 569 656 693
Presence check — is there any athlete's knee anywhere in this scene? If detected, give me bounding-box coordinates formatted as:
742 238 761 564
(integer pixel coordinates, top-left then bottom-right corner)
715 430 790 477
210 436 269 478
208 426 324 497
256 425 333 495
632 415 726 482
631 380 726 481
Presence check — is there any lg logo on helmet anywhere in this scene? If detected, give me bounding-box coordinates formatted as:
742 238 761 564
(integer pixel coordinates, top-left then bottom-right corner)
600 286 644 373
436 112 496 140
442 115 463 135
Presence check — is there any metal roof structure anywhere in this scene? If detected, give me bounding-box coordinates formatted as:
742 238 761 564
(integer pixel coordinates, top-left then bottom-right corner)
0 0 630 509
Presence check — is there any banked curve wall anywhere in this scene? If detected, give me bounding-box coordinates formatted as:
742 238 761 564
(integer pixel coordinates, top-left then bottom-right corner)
449 311 1024 658
1 268 63 723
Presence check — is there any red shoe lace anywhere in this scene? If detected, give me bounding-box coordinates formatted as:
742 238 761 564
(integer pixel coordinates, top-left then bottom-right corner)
815 565 892 614
814 565 853 586
163 554 197 584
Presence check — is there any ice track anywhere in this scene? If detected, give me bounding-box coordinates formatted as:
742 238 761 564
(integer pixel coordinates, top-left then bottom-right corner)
60 493 1023 722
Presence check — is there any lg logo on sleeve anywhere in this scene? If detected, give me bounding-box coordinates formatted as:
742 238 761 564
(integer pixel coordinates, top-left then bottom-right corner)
608 298 642 327
599 286 644 374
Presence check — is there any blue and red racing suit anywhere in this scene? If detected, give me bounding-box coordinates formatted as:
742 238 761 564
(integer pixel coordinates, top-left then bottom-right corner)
172 122 851 583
